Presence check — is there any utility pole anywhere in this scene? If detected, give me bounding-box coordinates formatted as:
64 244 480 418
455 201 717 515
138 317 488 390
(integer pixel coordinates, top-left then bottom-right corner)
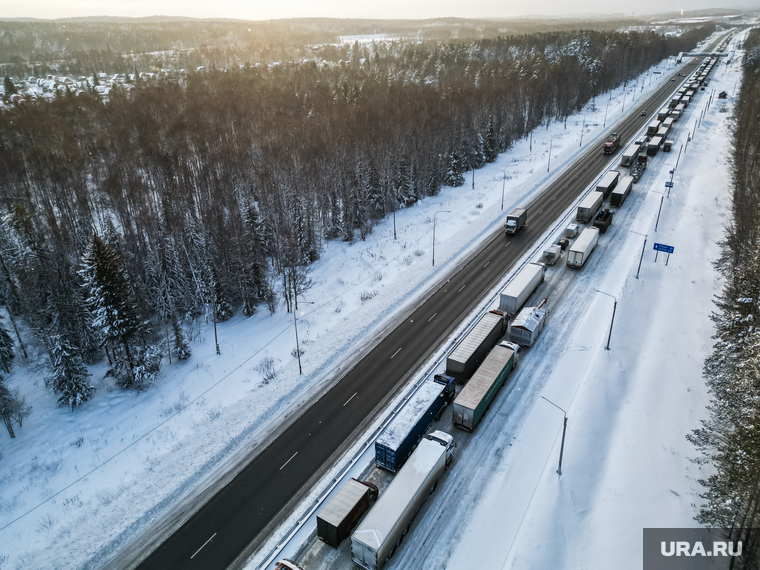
547 137 553 172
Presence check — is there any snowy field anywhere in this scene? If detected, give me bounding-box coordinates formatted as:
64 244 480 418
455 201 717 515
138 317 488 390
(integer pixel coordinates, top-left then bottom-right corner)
252 30 742 570
0 32 729 570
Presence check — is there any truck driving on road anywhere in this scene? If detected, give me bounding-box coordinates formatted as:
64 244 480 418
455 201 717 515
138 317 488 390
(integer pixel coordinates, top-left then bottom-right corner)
352 431 455 570
602 133 620 154
505 208 527 234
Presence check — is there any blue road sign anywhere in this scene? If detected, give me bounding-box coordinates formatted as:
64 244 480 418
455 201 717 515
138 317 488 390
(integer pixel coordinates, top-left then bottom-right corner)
653 243 675 254
665 181 674 188
669 169 675 174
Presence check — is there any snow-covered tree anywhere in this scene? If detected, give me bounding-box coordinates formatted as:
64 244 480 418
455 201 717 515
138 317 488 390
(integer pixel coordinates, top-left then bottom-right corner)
80 233 146 388
444 151 465 187
48 335 94 411
0 376 30 438
485 117 499 162
0 317 14 374
171 315 191 361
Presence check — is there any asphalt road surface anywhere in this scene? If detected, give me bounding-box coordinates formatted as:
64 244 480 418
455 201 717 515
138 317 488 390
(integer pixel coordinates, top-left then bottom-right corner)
135 42 722 570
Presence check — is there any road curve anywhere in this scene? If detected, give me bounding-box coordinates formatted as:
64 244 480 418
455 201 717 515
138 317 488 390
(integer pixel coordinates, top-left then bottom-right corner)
134 46 716 570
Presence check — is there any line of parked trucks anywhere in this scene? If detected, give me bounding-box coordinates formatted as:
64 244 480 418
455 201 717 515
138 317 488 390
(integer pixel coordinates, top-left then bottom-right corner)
276 48 724 570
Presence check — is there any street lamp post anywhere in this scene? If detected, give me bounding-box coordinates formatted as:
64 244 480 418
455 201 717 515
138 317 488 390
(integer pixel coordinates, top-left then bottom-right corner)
631 230 647 279
541 396 568 476
595 290 617 350
432 210 450 266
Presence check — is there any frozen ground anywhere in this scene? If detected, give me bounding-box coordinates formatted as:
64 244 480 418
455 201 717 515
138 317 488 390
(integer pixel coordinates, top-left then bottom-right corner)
253 30 742 570
0 32 724 570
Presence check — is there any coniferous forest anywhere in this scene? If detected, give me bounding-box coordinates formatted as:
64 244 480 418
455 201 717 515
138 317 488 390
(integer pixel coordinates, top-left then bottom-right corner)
690 28 760 567
0 22 712 424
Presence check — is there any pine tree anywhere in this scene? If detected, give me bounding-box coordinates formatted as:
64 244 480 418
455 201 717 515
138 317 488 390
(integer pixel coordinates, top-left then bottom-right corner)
3 76 17 104
48 335 94 411
0 317 14 374
80 233 145 388
212 269 234 322
92 72 99 87
445 152 465 187
171 315 191 361
485 117 499 162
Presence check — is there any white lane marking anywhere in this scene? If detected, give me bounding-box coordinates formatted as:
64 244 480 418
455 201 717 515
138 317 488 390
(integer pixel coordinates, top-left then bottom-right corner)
539 209 544 214
428 313 437 322
484 261 490 268
343 392 357 407
458 285 467 292
391 347 402 359
191 533 217 560
279 451 298 471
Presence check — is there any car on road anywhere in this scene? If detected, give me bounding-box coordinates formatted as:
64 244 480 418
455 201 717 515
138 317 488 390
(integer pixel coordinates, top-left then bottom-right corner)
640 111 647 116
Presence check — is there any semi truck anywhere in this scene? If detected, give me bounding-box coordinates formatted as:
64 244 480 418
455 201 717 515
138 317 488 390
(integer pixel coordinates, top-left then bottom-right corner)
620 144 641 167
657 126 669 140
351 431 454 570
592 209 614 234
610 175 634 206
647 120 662 136
452 342 519 431
498 262 546 316
663 140 674 152
657 108 670 121
647 136 663 156
566 226 600 268
446 311 507 381
317 478 379 547
375 374 456 472
662 117 675 131
576 191 604 223
596 170 620 199
505 208 527 234
602 133 620 154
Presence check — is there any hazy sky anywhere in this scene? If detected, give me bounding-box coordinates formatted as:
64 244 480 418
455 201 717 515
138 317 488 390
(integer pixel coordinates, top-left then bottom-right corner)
1 0 756 21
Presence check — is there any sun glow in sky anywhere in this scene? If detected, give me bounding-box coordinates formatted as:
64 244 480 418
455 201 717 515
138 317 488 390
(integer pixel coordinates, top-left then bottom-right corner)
1 0 754 21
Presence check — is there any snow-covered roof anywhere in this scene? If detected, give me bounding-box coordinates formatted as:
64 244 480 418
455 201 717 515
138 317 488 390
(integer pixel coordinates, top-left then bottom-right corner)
376 378 444 449
448 312 504 366
511 307 546 333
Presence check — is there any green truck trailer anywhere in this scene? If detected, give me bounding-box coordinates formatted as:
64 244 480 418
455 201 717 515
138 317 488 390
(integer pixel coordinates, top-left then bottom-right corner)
452 342 519 431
